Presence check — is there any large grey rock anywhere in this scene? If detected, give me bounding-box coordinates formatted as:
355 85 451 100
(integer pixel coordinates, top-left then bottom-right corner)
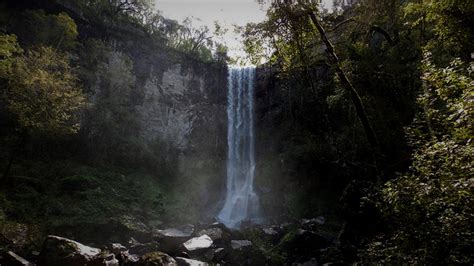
37 235 101 266
182 235 213 253
155 226 194 239
196 227 229 245
154 226 194 255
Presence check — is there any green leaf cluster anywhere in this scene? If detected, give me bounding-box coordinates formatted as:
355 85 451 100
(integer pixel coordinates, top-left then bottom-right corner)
1 45 86 135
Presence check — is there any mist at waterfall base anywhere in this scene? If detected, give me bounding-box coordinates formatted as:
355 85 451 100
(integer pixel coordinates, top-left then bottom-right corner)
217 66 262 228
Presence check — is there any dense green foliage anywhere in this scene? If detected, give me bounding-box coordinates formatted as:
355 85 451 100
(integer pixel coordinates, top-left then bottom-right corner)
12 10 78 50
362 55 473 264
2 46 85 135
243 0 473 263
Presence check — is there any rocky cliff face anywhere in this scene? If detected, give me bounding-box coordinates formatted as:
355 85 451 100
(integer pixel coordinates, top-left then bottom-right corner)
134 52 228 223
136 60 227 153
82 26 228 223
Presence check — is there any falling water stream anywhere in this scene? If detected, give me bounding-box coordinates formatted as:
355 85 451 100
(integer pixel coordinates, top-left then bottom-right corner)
217 66 261 228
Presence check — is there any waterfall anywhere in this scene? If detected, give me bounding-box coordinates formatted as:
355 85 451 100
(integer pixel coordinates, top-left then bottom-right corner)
218 66 261 228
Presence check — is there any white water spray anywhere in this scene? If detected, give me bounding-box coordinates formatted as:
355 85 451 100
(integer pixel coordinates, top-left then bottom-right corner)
218 66 261 228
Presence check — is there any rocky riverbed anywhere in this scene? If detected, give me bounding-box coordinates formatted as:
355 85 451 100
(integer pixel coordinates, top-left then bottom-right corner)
0 217 342 265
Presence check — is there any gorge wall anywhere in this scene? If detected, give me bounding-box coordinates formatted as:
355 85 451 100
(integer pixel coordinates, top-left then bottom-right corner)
92 43 228 223
57 5 231 223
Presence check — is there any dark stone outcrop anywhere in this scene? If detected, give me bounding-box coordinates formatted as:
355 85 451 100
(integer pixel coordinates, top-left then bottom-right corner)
37 235 101 266
153 226 194 255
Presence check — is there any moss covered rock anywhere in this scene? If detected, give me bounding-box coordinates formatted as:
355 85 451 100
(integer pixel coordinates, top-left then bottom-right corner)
37 235 101 266
138 251 176 265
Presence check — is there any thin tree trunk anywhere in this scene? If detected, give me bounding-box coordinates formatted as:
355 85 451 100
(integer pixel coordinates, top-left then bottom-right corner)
308 11 379 149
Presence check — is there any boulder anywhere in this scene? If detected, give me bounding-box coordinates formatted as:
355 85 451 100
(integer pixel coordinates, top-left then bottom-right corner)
154 226 194 255
196 227 229 246
136 251 176 265
182 235 213 255
126 237 161 257
175 257 208 266
0 251 34 266
156 226 194 239
37 235 101 266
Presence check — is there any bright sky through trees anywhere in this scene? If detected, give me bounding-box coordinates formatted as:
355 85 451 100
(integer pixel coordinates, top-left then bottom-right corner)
154 0 333 58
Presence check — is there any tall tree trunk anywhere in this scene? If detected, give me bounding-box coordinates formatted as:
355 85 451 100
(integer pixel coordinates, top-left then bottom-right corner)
307 11 379 150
